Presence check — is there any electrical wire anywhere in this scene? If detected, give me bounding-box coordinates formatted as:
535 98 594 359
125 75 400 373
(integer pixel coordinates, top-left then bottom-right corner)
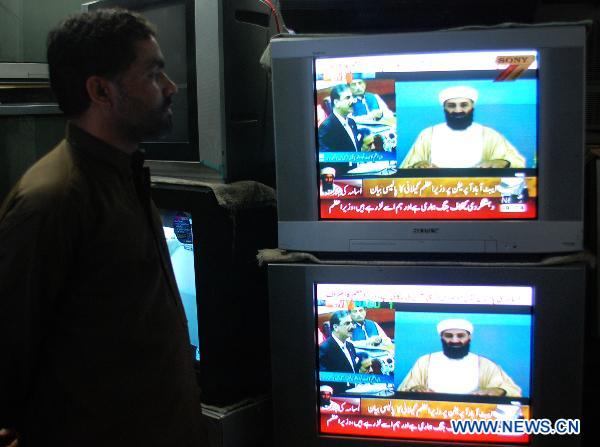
257 0 282 33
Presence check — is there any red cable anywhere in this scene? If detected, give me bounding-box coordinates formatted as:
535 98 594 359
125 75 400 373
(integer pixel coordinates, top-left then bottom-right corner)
258 0 282 33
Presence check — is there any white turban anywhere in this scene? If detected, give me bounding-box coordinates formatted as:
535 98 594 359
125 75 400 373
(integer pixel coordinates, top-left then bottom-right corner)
439 86 478 105
321 167 336 176
437 318 474 335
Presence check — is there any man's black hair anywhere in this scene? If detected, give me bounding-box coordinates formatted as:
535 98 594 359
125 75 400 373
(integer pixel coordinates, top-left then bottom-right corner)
329 84 350 103
330 310 350 329
47 9 156 117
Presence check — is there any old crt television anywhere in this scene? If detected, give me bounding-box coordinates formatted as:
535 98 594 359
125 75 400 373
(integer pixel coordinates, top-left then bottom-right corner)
270 26 585 253
269 263 585 446
152 183 276 405
83 0 277 185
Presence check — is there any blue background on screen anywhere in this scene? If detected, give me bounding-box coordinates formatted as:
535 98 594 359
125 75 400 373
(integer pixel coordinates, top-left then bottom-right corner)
168 242 200 360
394 79 538 168
160 211 200 361
393 311 532 397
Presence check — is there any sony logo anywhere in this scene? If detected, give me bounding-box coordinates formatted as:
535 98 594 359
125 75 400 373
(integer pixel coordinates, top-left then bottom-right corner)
413 228 439 234
496 56 534 65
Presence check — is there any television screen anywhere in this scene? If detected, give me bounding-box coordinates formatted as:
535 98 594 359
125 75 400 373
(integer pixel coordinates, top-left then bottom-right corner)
159 209 200 361
316 283 533 443
316 51 538 220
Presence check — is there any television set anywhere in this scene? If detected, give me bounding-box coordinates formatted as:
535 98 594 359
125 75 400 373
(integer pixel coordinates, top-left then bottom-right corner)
268 262 586 446
82 0 278 185
151 182 277 405
270 25 585 253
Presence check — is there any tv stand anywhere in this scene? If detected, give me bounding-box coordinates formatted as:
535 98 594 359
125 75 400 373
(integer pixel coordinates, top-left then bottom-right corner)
202 396 272 447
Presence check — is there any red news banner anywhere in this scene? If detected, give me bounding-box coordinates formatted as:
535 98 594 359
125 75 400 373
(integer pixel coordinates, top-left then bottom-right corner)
320 177 537 220
320 397 531 443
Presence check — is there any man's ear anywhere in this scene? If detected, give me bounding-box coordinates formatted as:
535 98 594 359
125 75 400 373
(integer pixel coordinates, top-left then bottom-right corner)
85 75 114 107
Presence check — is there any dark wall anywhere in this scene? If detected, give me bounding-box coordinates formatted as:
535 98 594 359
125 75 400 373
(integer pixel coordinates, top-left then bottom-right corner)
280 0 539 33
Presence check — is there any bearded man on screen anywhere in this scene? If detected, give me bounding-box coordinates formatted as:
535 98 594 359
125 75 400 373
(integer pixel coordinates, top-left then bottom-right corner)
398 318 521 397
400 86 525 169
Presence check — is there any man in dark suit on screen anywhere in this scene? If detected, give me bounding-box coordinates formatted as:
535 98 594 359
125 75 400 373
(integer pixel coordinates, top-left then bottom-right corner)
319 310 372 393
318 84 374 176
319 84 373 153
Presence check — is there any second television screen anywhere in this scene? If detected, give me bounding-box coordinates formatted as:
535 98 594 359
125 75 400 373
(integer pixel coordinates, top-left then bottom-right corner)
316 283 533 444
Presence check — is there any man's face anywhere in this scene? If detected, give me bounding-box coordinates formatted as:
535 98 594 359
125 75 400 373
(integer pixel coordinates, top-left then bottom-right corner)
444 97 473 115
319 389 332 407
111 36 177 142
350 307 366 324
441 329 471 359
333 88 354 117
349 79 366 97
441 329 471 346
443 97 474 130
334 314 355 341
323 174 335 184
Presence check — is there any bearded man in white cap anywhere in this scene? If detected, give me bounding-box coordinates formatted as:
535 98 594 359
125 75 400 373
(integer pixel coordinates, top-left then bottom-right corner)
319 385 342 412
397 318 521 397
320 167 343 195
400 86 525 169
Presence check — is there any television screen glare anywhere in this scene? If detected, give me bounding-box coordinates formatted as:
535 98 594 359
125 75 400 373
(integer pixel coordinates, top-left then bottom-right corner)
159 209 200 361
316 283 533 443
316 50 538 221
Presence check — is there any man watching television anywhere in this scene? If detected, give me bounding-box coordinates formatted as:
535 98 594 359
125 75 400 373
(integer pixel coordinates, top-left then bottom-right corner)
0 9 207 446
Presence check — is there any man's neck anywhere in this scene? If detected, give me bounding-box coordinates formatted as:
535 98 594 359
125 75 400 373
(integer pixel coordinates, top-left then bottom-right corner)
333 109 349 123
71 114 138 154
332 333 347 345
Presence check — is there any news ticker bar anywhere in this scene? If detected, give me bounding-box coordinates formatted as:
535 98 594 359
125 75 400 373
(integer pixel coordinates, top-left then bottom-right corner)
322 397 530 420
316 283 534 306
320 177 536 199
320 414 530 444
363 177 536 199
320 372 395 385
321 197 537 219
320 152 396 163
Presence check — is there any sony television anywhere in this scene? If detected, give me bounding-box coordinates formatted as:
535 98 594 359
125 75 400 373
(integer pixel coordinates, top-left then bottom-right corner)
270 25 585 253
151 182 277 405
83 0 278 185
268 263 586 446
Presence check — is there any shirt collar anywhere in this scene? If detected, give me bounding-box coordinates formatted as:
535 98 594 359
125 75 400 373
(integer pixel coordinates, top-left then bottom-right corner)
66 122 145 178
332 333 349 350
333 110 350 126
441 122 479 133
